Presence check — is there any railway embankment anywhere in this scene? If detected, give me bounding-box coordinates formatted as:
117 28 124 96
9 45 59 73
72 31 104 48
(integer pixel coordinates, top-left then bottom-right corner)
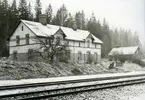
0 59 145 80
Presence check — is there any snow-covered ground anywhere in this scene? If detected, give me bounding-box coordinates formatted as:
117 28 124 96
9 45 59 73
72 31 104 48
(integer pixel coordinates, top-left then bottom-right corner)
0 59 145 80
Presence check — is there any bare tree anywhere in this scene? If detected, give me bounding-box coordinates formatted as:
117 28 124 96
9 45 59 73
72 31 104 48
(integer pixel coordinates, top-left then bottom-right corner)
34 35 69 63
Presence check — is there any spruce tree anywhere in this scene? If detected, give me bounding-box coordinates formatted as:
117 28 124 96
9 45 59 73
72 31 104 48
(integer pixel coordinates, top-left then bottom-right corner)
87 13 103 39
65 13 73 28
59 4 68 26
35 0 42 22
45 4 52 24
18 0 29 20
2 0 8 11
28 2 33 20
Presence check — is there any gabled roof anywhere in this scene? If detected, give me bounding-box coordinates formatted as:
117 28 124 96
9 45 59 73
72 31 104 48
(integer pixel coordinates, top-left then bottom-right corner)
108 46 139 56
21 20 103 44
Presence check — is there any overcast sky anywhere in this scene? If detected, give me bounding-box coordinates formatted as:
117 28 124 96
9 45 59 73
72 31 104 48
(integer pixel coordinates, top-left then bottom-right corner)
8 0 145 45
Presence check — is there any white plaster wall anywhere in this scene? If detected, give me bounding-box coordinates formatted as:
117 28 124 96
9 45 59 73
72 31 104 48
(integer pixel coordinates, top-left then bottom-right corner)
10 38 37 47
10 22 35 40
69 47 101 55
9 22 102 58
10 44 40 54
10 22 38 54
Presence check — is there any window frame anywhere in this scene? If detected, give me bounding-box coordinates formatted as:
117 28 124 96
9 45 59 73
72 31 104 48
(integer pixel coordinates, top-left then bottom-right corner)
78 51 82 60
21 26 23 31
16 35 20 46
25 34 30 45
87 40 90 48
79 42 81 47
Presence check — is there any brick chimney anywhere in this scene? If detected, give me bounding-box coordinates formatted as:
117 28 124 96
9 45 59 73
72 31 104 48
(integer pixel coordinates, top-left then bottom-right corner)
39 14 47 25
72 21 77 31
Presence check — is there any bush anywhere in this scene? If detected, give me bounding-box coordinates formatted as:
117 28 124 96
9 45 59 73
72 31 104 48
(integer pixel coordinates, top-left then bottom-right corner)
71 68 82 75
59 53 69 63
132 58 145 67
119 58 125 63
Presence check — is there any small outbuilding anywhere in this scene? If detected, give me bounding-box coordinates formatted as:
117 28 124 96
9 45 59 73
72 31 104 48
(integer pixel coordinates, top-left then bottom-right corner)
108 46 141 61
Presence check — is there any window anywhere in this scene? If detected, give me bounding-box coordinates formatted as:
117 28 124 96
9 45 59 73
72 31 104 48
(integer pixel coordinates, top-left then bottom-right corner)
13 50 18 60
56 36 60 40
73 41 75 46
95 53 98 63
87 40 90 48
21 26 23 31
45 38 48 44
66 41 69 45
91 38 94 43
79 42 81 47
78 51 82 61
66 50 71 60
25 34 29 44
16 35 20 46
87 51 91 63
95 44 97 48
28 49 33 60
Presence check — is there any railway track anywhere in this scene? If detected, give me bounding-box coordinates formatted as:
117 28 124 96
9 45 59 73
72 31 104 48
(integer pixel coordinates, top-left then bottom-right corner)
0 72 145 100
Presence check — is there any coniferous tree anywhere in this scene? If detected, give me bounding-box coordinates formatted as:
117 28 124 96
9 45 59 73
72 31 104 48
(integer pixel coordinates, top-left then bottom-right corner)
101 18 112 57
9 0 19 32
75 11 86 30
2 0 8 11
35 0 42 22
81 10 86 30
87 13 103 39
45 4 52 24
59 4 68 26
65 13 73 28
75 11 81 29
18 0 29 20
0 0 9 57
52 4 68 26
51 10 61 25
28 2 33 20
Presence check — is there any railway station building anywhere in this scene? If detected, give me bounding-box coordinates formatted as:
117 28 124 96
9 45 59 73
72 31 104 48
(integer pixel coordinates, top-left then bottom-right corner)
9 15 103 63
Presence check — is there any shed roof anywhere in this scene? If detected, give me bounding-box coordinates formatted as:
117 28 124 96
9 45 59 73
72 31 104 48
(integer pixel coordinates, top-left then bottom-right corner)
21 20 103 43
108 46 139 56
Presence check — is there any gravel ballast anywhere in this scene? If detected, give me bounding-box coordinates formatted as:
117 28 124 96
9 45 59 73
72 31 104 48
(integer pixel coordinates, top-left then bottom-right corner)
47 83 145 100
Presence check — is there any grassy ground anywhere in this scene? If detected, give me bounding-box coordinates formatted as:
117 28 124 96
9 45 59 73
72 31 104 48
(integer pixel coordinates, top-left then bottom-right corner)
0 59 145 80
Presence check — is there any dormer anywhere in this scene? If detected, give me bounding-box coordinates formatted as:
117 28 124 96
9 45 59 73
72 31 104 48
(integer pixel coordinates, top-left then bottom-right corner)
86 34 95 43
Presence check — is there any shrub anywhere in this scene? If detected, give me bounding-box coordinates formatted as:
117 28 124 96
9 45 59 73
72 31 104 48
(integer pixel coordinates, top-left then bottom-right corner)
119 58 125 63
132 58 145 67
71 68 82 75
58 53 69 63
